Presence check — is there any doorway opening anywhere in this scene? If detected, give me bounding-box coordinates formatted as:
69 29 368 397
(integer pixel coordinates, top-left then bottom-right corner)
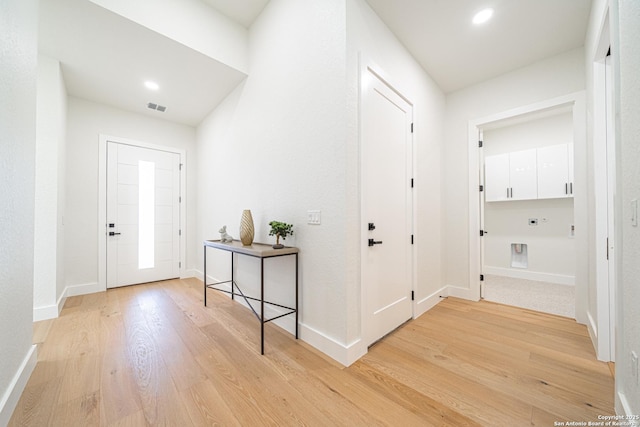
480 107 576 318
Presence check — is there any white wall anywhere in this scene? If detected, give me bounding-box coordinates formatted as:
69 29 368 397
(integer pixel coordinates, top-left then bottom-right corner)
34 54 68 321
89 0 248 74
0 0 39 423
612 0 640 417
197 0 446 366
197 0 352 361
444 48 586 303
483 113 575 282
65 97 198 292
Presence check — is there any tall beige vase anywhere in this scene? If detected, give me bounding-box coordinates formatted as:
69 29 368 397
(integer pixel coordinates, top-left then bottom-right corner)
239 209 254 246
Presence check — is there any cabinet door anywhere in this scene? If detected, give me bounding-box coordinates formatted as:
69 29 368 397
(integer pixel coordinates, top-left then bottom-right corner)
484 153 510 202
537 144 570 199
509 148 537 200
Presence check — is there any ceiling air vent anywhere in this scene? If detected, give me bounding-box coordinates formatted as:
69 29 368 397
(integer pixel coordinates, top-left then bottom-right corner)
147 102 166 112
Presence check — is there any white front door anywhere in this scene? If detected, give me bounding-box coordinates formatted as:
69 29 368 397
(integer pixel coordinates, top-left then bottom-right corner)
361 66 413 347
106 141 181 288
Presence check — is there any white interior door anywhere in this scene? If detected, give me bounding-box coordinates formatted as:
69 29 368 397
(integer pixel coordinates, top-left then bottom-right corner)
361 67 413 347
107 141 180 288
605 52 616 360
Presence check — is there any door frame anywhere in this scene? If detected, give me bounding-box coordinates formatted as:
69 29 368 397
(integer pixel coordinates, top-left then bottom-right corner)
359 58 416 349
98 134 186 292
591 7 617 362
466 92 586 307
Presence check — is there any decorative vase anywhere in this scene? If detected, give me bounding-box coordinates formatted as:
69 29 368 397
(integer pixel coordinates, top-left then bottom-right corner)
239 209 254 246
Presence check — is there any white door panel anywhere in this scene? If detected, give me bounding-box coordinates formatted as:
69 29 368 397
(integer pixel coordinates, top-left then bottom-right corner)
362 67 413 347
107 141 180 288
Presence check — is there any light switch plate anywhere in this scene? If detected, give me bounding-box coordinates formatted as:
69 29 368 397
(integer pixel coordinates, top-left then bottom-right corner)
307 210 321 225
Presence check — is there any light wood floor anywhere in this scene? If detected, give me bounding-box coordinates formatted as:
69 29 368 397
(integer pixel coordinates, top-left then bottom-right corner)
9 278 614 426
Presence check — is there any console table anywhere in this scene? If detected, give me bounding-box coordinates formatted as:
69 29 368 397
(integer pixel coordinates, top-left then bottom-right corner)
203 240 299 354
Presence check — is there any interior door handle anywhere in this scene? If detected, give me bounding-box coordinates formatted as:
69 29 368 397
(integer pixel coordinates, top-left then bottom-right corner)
368 238 383 247
109 232 121 236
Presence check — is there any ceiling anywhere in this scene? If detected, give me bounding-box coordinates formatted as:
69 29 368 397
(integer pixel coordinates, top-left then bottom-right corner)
39 0 592 127
365 0 593 93
38 0 264 126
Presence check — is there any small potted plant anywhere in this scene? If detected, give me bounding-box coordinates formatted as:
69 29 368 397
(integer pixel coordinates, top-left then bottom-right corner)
269 221 293 249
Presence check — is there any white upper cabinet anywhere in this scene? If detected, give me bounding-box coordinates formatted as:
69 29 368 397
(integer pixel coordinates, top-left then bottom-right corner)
484 149 537 202
485 143 573 202
508 148 538 200
484 153 510 201
537 143 574 199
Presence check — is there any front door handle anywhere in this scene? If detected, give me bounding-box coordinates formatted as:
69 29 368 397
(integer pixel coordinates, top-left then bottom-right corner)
109 232 121 236
368 238 383 247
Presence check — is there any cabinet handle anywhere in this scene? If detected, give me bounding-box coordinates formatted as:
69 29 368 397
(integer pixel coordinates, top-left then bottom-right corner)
507 188 510 198
570 183 573 194
565 183 568 195
510 188 513 198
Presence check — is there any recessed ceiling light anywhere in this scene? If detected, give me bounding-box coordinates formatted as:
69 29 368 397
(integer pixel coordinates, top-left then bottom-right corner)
144 81 159 91
473 8 494 25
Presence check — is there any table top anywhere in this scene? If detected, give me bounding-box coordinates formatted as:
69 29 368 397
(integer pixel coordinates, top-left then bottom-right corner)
204 240 299 257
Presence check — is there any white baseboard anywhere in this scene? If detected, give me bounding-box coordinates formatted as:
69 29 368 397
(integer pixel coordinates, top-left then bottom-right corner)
182 269 197 279
300 323 366 367
33 286 69 322
0 344 37 426
483 266 575 286
65 281 103 297
33 303 58 322
414 286 448 317
617 390 639 426
447 284 481 301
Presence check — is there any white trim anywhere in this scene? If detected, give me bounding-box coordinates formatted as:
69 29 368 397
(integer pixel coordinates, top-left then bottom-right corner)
98 134 187 291
482 266 575 286
300 323 366 367
65 281 103 297
414 286 448 317
617 391 638 426
182 269 198 279
33 285 69 321
0 344 37 426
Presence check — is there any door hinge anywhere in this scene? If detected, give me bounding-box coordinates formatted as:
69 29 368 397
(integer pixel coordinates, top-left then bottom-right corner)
179 229 182 236
411 235 414 244
179 163 183 171
479 140 483 148
179 261 182 268
411 123 414 133
178 196 182 203
480 274 484 281
479 185 484 192
411 290 415 301
411 178 414 188
480 230 484 237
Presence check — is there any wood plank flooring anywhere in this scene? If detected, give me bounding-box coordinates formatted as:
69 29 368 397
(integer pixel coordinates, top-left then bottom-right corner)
9 278 614 426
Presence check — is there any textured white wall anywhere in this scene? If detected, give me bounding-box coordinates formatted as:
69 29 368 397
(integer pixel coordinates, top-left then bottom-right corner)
89 0 248 73
444 48 586 293
197 0 350 354
65 98 198 289
483 113 575 279
34 54 68 320
0 0 38 421
613 0 640 416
